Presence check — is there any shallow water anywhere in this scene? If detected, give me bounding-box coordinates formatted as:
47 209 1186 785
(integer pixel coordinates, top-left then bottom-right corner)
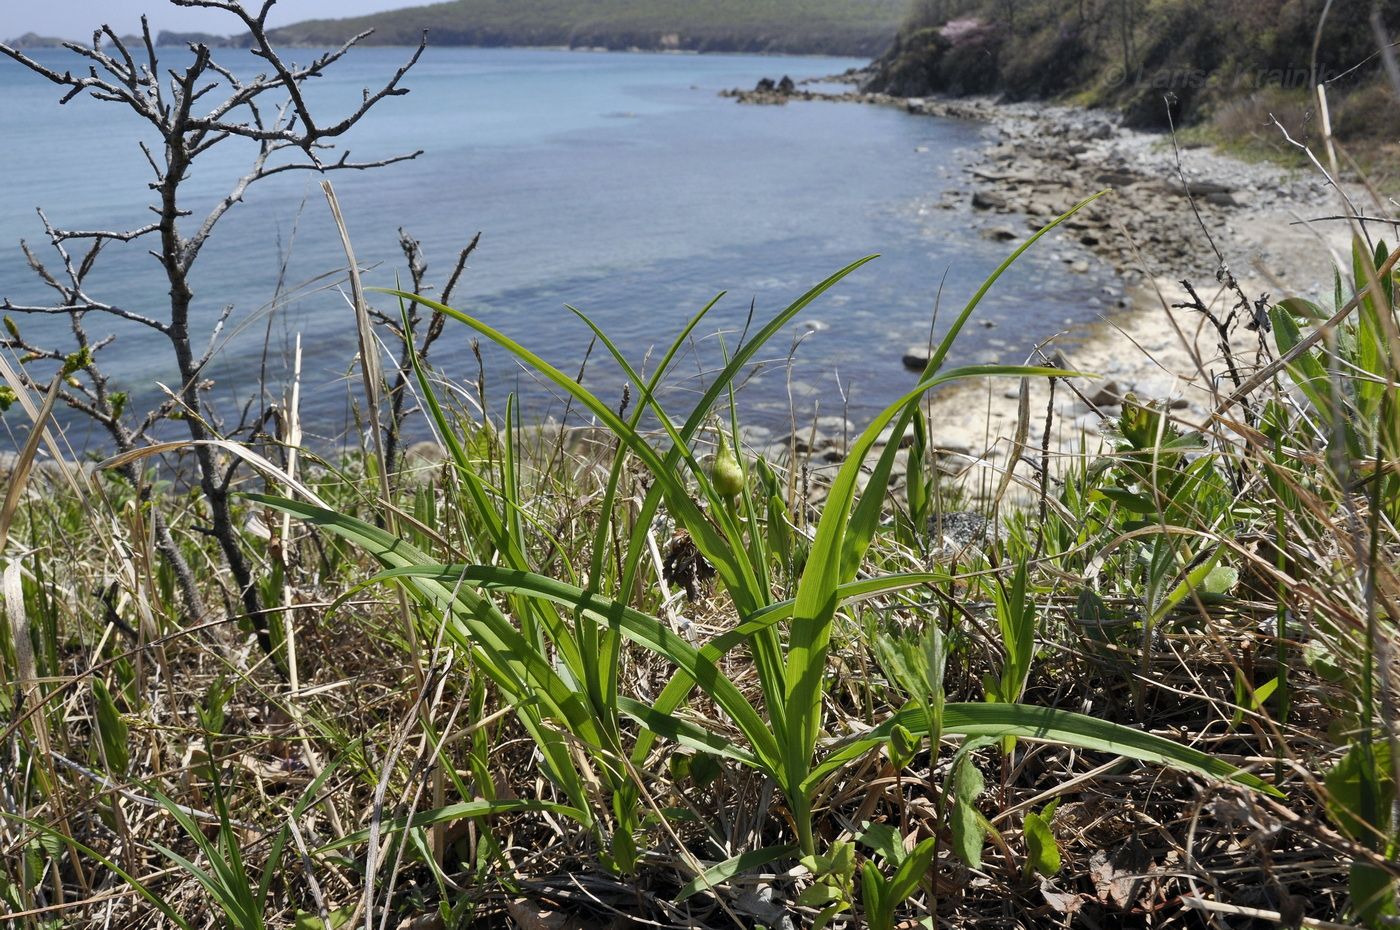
0 46 1116 451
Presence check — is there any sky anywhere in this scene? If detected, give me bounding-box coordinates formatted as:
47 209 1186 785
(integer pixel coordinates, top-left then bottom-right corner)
4 1 417 40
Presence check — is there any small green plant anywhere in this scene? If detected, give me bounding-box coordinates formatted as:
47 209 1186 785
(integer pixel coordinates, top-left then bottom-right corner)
1021 800 1061 879
949 746 990 869
855 822 939 930
1272 238 1400 520
797 839 858 929
1326 742 1397 925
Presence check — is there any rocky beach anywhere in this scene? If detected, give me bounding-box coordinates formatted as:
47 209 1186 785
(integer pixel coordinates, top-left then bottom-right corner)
726 75 1371 507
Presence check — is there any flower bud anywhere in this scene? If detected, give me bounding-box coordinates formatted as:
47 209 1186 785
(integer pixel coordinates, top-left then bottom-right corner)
711 431 744 499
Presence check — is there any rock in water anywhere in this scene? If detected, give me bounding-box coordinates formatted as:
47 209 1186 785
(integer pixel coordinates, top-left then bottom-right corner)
972 190 1008 210
902 345 932 371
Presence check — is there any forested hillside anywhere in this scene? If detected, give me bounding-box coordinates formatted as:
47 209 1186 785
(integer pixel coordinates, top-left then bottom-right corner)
259 0 907 55
869 0 1400 146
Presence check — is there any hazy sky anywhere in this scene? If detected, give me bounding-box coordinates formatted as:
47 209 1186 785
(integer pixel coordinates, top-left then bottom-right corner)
4 2 417 40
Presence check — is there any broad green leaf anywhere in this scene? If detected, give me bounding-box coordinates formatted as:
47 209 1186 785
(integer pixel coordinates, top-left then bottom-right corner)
950 755 986 869
797 884 844 907
295 907 353 930
1354 237 1386 419
1351 861 1398 928
1304 640 1347 683
888 724 919 771
689 752 721 788
1024 807 1061 877
860 862 888 928
91 678 129 775
1231 673 1280 729
887 837 938 903
1151 548 1224 625
857 821 906 866
1093 488 1159 513
1325 741 1394 846
1202 564 1238 597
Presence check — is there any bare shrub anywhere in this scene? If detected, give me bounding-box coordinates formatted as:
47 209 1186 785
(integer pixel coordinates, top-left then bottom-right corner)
0 1 423 647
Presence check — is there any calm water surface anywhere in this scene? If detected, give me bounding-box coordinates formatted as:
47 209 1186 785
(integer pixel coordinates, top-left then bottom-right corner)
0 47 1116 450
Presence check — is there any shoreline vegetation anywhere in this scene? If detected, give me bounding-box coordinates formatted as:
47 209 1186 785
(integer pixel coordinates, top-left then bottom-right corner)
4 2 1400 928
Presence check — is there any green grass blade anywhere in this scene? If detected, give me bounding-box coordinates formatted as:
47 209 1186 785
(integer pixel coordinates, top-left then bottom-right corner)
360 562 781 770
618 697 759 766
807 702 1279 796
566 302 763 608
782 365 1078 848
152 843 255 929
379 290 758 607
249 495 611 759
840 193 1107 578
317 799 582 854
675 844 799 901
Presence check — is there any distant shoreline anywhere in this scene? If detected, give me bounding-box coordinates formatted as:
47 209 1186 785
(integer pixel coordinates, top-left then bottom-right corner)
4 39 869 60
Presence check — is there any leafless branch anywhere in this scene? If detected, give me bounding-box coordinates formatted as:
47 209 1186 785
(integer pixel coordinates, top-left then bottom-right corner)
0 300 168 332
50 223 162 243
0 0 424 649
427 233 481 352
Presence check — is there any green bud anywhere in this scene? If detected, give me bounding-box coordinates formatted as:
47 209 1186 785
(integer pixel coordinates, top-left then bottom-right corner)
710 431 744 499
62 346 93 377
888 722 919 770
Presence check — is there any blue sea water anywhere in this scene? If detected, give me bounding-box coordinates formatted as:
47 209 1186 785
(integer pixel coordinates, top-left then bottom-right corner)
0 46 1116 450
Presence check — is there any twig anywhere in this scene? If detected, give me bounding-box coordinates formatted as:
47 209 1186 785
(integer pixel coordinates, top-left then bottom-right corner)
1181 895 1362 930
45 751 262 833
1214 246 1400 415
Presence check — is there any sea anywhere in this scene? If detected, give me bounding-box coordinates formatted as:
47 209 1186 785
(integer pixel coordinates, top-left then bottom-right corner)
0 46 1118 452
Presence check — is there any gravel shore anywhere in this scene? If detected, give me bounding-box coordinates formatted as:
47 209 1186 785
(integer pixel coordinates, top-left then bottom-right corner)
729 79 1371 505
